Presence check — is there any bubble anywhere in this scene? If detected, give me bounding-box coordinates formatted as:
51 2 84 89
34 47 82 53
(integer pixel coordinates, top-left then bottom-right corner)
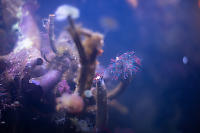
182 56 188 64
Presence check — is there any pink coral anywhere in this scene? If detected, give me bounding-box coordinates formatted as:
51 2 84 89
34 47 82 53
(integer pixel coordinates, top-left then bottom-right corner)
57 80 71 94
56 93 84 113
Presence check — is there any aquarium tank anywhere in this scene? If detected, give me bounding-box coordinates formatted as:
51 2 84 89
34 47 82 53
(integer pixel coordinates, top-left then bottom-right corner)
0 0 200 133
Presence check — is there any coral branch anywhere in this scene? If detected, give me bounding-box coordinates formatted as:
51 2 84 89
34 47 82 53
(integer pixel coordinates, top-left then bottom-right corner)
67 16 87 64
86 100 128 115
107 78 131 100
108 100 128 114
67 17 88 96
67 16 103 96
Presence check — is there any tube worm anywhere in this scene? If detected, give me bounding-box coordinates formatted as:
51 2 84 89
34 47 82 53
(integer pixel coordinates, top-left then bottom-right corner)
106 51 140 99
96 77 107 132
48 14 58 54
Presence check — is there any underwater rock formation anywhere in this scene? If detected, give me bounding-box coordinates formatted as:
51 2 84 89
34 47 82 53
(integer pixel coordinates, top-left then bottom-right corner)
0 0 22 55
0 1 141 133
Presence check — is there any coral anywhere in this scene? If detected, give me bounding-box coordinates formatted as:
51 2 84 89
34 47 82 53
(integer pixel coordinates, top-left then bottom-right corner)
72 118 94 132
56 80 71 94
55 5 80 21
107 51 141 80
68 16 104 96
0 2 141 132
56 93 84 113
0 0 23 55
